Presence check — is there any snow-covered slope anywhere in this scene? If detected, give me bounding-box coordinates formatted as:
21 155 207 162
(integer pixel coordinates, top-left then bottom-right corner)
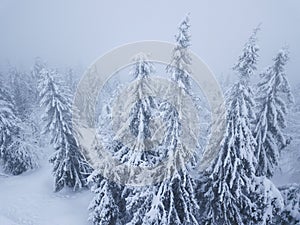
0 159 93 225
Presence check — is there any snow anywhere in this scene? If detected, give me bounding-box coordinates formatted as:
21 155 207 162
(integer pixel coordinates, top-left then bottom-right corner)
0 158 93 225
273 110 300 185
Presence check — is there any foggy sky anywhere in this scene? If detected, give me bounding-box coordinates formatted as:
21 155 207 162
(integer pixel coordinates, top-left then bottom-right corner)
0 0 299 84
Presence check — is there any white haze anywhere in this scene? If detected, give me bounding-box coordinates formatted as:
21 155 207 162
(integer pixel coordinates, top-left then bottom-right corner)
0 0 299 84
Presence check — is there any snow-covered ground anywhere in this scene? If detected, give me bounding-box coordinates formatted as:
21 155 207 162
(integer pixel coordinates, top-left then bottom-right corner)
0 159 93 225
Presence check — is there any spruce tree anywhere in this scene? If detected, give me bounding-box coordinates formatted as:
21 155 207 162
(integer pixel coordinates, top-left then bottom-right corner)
200 28 283 225
201 81 258 225
123 185 155 225
88 169 122 225
233 26 260 84
39 68 92 192
278 184 300 224
143 101 199 225
166 15 192 94
125 101 200 225
254 48 294 178
111 54 160 224
113 53 158 166
0 84 37 175
254 177 284 225
133 16 199 224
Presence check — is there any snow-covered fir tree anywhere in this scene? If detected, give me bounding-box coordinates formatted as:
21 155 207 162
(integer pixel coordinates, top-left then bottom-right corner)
31 57 47 102
8 66 33 121
122 17 199 224
254 177 284 225
140 100 199 225
200 82 283 225
0 83 37 175
200 28 284 225
254 48 294 178
278 184 300 224
100 53 160 224
113 53 158 166
116 46 199 224
88 169 123 225
39 68 92 192
166 14 192 94
122 100 199 225
200 81 258 225
233 25 260 84
122 185 155 225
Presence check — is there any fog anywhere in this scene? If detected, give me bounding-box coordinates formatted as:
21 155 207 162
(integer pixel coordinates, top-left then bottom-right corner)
0 0 299 83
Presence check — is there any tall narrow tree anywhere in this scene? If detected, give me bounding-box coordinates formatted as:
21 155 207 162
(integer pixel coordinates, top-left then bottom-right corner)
113 53 158 166
200 28 283 224
201 81 258 225
143 101 200 225
166 15 192 94
131 16 200 224
254 48 294 178
39 68 92 192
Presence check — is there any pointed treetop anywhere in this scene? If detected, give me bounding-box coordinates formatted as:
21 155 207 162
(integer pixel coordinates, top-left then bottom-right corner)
274 46 289 68
269 47 293 103
234 24 261 84
130 52 154 79
248 23 261 45
175 14 191 49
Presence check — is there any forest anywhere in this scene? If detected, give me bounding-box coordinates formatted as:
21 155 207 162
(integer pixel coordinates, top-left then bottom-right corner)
0 14 300 225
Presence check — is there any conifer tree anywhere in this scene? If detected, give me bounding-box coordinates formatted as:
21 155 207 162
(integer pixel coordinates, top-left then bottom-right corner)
0 84 37 175
88 169 122 225
113 53 158 166
166 15 192 94
124 101 200 225
200 28 283 225
39 68 92 192
233 26 260 84
143 101 199 225
278 184 300 224
254 48 294 177
201 81 258 225
131 16 200 224
111 54 161 224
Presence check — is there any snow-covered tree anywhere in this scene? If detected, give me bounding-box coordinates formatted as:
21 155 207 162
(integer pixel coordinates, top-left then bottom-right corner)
0 84 37 175
233 26 260 84
254 48 294 178
1 136 38 175
166 15 192 94
8 66 34 121
113 53 158 166
88 169 122 225
200 81 258 225
122 17 199 224
39 68 92 192
115 48 200 224
122 185 155 225
278 184 300 224
120 100 199 225
200 28 285 225
253 177 284 225
140 100 199 225
31 57 47 102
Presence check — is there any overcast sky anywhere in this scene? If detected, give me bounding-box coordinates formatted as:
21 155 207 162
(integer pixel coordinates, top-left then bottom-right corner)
0 0 299 84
